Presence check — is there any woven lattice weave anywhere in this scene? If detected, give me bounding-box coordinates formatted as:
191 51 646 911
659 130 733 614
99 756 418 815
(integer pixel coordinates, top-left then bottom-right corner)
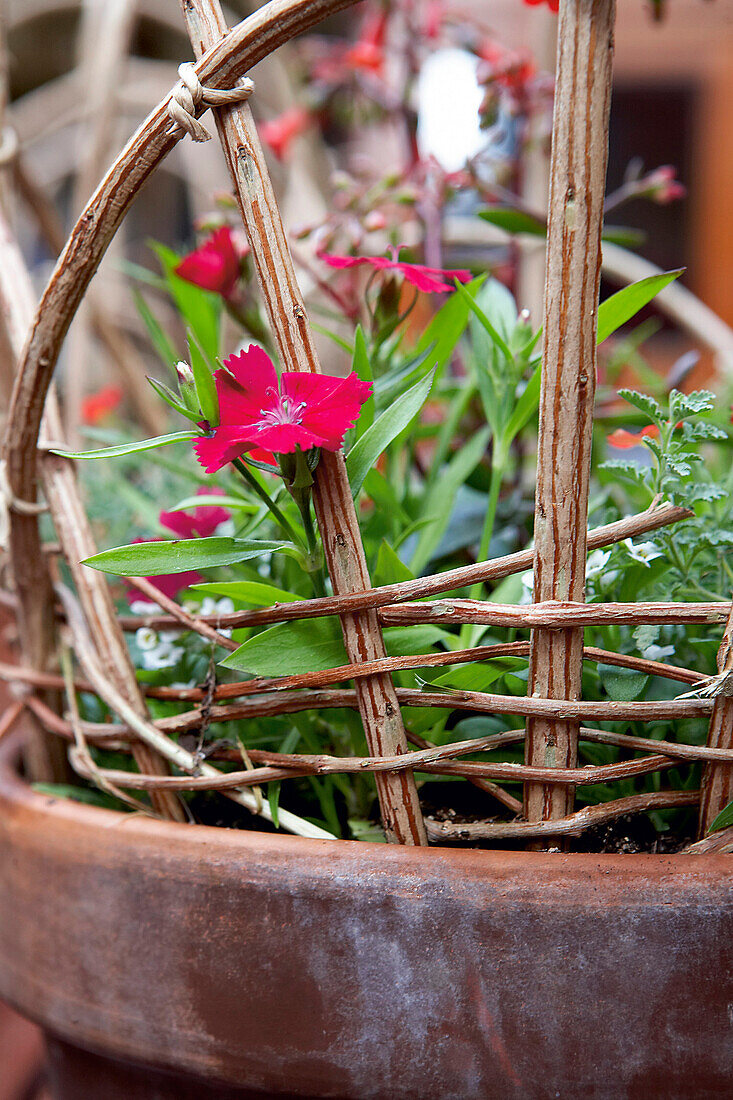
1 0 731 850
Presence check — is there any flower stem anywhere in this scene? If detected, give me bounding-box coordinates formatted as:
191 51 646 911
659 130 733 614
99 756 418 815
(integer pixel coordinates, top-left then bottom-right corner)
232 458 302 546
460 451 506 648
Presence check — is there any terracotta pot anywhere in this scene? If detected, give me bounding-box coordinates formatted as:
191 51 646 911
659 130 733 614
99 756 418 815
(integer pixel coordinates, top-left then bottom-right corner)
1 730 732 1100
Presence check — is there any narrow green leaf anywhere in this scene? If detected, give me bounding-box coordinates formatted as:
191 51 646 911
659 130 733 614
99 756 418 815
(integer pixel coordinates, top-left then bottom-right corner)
190 580 303 605
169 494 258 514
602 225 646 249
151 242 220 364
410 425 491 573
597 270 683 345
346 368 435 497
53 431 198 460
146 377 199 423
429 663 508 691
352 324 374 439
454 279 513 362
188 331 219 424
709 799 733 835
133 291 179 373
501 363 542 449
83 537 288 576
411 276 485 376
480 207 547 236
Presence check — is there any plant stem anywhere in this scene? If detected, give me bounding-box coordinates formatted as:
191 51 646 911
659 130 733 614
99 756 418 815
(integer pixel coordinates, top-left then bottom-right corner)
232 458 302 546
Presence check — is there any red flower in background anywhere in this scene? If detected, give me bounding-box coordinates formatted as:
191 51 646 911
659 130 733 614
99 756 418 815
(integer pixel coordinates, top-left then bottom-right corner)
175 226 240 299
342 11 388 75
193 345 372 474
523 0 559 11
129 490 232 602
318 249 472 294
641 165 686 205
81 385 123 425
607 425 660 449
260 107 312 160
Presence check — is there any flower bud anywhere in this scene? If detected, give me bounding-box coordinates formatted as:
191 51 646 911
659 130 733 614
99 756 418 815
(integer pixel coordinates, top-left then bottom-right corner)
176 361 200 417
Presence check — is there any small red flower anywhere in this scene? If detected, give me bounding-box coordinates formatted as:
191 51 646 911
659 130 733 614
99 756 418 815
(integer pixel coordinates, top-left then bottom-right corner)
260 107 311 160
318 248 472 294
641 165 686 205
129 490 232 602
193 345 372 474
523 0 559 11
81 385 123 425
175 226 240 299
342 11 388 75
607 425 660 449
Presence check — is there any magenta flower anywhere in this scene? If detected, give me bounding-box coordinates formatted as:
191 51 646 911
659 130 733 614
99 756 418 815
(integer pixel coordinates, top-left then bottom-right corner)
318 248 472 294
175 226 240 299
128 490 232 602
193 345 372 474
159 489 232 540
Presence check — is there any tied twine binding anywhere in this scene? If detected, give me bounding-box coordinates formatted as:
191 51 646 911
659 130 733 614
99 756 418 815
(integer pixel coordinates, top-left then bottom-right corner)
167 62 254 143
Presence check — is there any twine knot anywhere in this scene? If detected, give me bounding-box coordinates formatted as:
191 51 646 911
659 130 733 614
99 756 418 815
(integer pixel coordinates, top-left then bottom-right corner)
167 62 254 143
0 459 49 551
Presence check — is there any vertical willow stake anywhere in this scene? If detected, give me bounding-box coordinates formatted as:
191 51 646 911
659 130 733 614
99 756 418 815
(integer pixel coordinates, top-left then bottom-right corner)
179 0 427 845
698 602 733 837
524 0 616 827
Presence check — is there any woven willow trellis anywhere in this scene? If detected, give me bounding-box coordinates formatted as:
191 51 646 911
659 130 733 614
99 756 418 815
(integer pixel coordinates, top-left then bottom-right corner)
1 0 732 849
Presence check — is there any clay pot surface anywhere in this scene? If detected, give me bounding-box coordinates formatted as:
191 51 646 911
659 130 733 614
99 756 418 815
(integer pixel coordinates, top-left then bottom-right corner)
1 731 732 1100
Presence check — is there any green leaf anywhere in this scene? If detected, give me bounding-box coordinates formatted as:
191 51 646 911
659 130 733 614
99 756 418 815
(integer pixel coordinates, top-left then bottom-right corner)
134 291 179 372
53 431 198 460
669 388 716 420
500 362 541 449
190 580 302 605
373 539 415 586
188 331 219 424
708 799 733 835
597 270 683 345
384 625 452 656
83 537 288 576
268 782 281 828
602 225 646 249
479 207 547 237
222 619 449 677
598 663 649 701
151 242 220 364
428 663 508 691
169 494 258 514
454 279 513 362
410 425 491 574
352 325 374 439
617 389 664 423
346 368 435 497
147 377 199 423
222 617 346 675
410 276 485 376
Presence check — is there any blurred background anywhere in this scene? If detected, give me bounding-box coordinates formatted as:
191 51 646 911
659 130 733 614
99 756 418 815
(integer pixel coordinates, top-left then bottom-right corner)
2 0 732 1094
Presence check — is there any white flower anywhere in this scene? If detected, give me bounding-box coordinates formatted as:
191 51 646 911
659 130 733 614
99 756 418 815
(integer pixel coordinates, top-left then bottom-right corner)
130 600 162 616
135 627 159 651
140 641 184 671
623 539 664 567
519 570 534 605
586 550 611 579
642 644 676 662
215 519 235 537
